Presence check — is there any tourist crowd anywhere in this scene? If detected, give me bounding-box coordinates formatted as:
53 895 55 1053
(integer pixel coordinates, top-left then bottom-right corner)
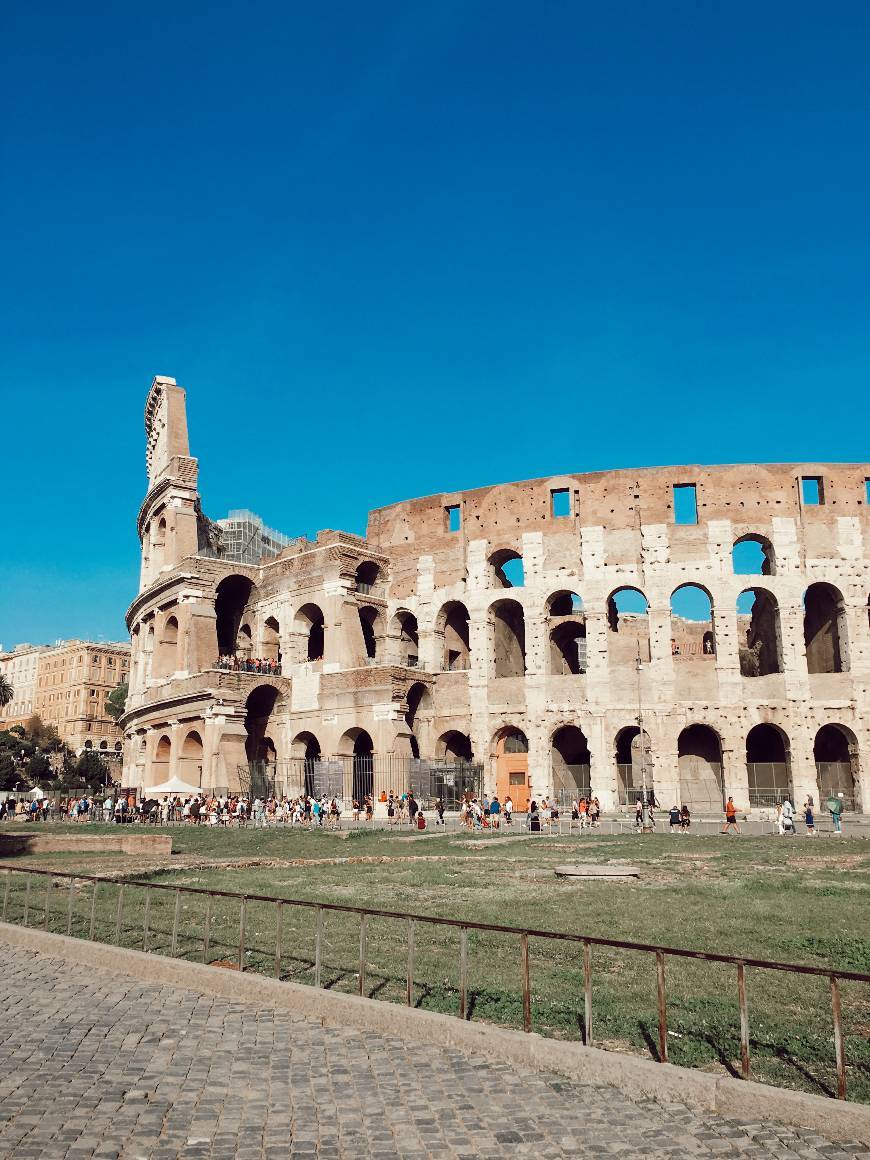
214 656 282 675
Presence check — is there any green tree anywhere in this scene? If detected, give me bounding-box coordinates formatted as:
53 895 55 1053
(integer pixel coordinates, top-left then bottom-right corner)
27 752 54 786
0 753 17 792
105 683 128 722
0 674 13 710
75 751 109 793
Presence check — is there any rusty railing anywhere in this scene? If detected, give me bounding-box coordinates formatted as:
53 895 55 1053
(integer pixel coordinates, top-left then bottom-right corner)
0 864 866 1101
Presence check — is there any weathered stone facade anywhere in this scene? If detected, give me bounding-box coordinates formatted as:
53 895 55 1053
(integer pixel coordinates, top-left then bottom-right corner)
122 376 869 814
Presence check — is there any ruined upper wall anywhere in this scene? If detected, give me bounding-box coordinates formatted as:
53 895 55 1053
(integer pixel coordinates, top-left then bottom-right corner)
144 376 191 490
365 463 870 594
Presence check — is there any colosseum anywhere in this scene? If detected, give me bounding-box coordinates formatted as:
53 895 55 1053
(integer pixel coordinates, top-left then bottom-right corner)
121 375 869 816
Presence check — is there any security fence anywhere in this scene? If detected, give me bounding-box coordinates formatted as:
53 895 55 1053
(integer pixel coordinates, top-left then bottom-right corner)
0 865 867 1102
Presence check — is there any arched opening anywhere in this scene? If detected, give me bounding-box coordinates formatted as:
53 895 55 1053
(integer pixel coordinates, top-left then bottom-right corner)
737 589 784 676
670 585 715 658
99 740 108 750
339 728 374 802
215 575 255 657
804 583 849 674
179 729 203 788
607 587 650 663
732 535 776 576
490 599 526 677
152 734 171 786
294 603 325 663
437 731 474 761
547 592 586 675
392 611 419 667
404 681 432 734
292 731 321 796
551 725 591 799
154 614 180 678
614 726 653 805
358 606 383 662
244 685 281 765
489 548 525 589
746 724 792 806
237 623 253 659
150 516 167 573
355 561 381 594
438 601 471 671
494 727 529 810
262 617 281 663
814 724 859 809
677 724 725 811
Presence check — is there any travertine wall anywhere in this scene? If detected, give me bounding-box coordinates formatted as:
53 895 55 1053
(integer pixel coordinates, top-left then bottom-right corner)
121 378 870 813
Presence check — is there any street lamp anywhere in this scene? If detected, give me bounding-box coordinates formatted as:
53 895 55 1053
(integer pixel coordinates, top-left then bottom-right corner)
636 642 653 834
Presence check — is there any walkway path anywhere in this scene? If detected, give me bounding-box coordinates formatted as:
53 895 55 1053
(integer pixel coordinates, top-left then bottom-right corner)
0 943 863 1159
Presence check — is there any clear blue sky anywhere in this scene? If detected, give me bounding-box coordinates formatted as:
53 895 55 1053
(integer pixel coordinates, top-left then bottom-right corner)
2 1 869 647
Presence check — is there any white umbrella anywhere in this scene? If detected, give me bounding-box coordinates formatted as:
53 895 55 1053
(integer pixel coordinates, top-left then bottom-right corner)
143 776 202 797
27 786 46 799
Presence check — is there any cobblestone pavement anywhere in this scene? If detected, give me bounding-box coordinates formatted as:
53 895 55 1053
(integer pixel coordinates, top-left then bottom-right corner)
0 944 866 1160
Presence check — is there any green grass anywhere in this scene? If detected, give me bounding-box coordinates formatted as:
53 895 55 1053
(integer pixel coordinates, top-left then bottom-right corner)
2 824 869 1102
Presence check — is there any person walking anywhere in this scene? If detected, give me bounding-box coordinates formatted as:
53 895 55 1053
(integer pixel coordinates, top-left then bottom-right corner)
803 796 815 836
680 804 691 833
435 797 445 825
668 804 681 834
721 796 741 835
489 795 501 830
780 796 796 836
503 795 513 825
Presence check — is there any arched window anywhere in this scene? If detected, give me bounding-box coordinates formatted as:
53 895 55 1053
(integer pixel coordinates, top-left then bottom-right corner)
294 604 325 662
154 614 179 678
358 606 382 662
490 599 526 677
355 562 380 594
152 734 171 785
262 617 280 663
180 729 203 787
436 731 473 762
732 535 776 576
551 726 591 797
607 588 650 663
814 724 859 809
215 575 255 657
244 685 281 765
745 724 792 806
437 601 471 671
804 584 849 674
489 549 524 588
737 589 783 676
670 585 715 658
547 592 586 675
391 611 419 667
677 724 724 811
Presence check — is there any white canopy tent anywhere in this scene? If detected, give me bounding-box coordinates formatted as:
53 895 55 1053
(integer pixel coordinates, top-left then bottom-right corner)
142 776 202 797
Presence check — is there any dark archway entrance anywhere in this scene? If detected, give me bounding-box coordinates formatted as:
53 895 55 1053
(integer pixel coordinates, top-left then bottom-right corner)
215 575 255 657
678 725 724 812
745 724 792 806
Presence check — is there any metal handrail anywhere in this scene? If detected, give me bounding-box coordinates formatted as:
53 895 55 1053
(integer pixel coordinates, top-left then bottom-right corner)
0 864 865 1100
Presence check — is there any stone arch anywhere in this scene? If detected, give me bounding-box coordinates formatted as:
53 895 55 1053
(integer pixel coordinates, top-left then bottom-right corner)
294 603 325 663
607 587 650 663
436 601 471 671
804 583 849 674
262 616 280 663
291 730 321 796
179 729 203 787
215 574 256 657
551 725 591 798
670 584 715 658
614 726 653 804
546 590 583 616
338 727 374 802
358 605 383 662
677 724 724 811
355 561 381 594
152 734 171 786
150 515 167 573
547 591 586 675
488 548 524 589
732 534 776 576
745 723 792 805
437 730 474 761
404 681 433 735
737 588 783 676
490 598 526 677
244 684 282 765
153 613 180 678
391 610 419 667
814 723 859 808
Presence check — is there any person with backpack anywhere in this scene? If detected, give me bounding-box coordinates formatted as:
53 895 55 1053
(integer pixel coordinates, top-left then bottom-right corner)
780 797 796 836
827 792 845 834
668 805 681 834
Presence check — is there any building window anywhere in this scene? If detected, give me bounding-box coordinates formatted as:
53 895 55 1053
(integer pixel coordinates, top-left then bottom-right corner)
446 505 461 533
673 483 698 525
801 476 824 505
550 488 571 518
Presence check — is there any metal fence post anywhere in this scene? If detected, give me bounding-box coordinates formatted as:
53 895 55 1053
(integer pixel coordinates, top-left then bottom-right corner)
830 975 847 1100
238 897 247 971
314 906 323 988
88 881 98 940
406 918 415 1007
142 889 151 952
520 932 532 1033
23 874 32 926
66 877 75 936
275 902 283 979
2 874 10 921
737 961 750 1079
114 885 125 945
583 939 592 1046
655 951 668 1063
358 914 368 997
459 927 468 1020
171 890 182 957
202 893 213 963
43 875 52 931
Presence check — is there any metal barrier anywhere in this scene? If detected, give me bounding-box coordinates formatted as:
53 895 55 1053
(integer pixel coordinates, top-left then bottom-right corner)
0 864 866 1101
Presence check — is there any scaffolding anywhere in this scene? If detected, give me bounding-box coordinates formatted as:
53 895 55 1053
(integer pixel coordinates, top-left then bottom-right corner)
202 510 294 565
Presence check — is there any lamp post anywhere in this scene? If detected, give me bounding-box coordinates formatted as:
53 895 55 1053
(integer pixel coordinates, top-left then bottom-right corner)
636 642 653 834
